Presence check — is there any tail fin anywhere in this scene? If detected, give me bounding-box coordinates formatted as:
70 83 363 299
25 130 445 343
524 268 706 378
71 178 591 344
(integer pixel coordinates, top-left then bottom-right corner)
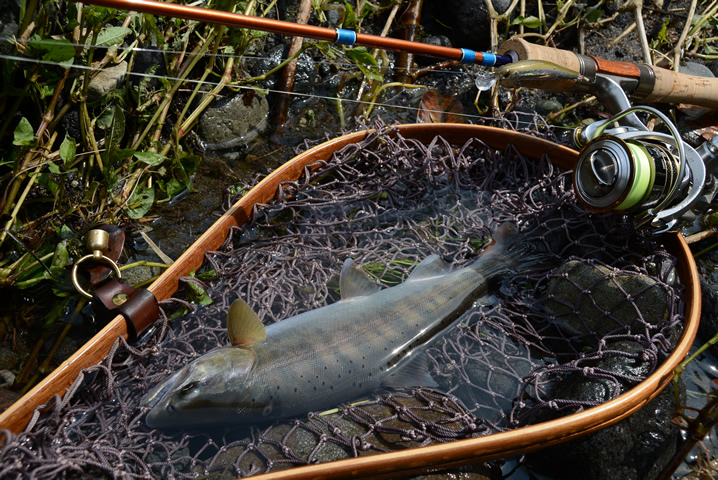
471 223 543 279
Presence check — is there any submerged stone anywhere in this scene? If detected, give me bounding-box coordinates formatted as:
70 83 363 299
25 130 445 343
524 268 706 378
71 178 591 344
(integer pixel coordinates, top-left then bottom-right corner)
545 259 671 338
197 91 269 150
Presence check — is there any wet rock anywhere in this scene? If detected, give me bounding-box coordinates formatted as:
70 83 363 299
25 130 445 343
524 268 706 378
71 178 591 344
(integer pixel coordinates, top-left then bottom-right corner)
88 61 128 101
53 336 79 364
528 384 681 480
698 273 718 344
0 347 19 370
0 369 15 387
544 259 671 338
536 99 563 116
131 45 166 91
219 391 489 478
434 0 513 51
197 91 269 150
0 387 21 411
679 62 715 78
706 60 718 78
553 340 654 404
0 0 20 56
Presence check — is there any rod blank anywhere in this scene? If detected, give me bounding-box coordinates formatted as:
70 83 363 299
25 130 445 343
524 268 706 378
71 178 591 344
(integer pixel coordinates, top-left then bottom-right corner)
80 0 512 66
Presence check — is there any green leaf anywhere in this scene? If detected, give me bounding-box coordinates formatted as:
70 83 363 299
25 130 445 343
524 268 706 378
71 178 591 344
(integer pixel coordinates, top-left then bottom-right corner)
179 154 201 175
37 173 59 195
356 63 383 82
103 104 125 168
13 117 37 147
346 46 377 66
35 38 75 67
346 47 383 81
47 162 61 174
197 269 217 281
585 8 604 23
512 15 542 29
165 178 184 198
58 224 73 240
186 270 213 306
343 2 357 28
59 134 76 166
134 151 166 167
96 26 132 47
127 183 155 219
51 242 69 269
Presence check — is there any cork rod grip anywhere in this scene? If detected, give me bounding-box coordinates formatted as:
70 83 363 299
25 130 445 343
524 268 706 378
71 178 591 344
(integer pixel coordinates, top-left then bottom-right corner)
498 37 581 72
499 36 718 109
644 67 718 109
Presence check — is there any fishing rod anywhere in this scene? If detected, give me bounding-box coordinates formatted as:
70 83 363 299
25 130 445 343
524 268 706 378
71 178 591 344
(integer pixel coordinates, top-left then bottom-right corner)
79 0 511 67
81 0 718 108
49 0 718 233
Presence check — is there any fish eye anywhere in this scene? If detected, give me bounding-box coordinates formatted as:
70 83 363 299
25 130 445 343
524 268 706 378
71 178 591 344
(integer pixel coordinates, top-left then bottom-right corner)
179 381 199 399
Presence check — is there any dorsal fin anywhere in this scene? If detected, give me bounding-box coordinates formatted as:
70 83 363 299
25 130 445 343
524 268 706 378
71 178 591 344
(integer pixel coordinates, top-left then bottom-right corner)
227 299 267 346
340 258 380 299
407 254 450 281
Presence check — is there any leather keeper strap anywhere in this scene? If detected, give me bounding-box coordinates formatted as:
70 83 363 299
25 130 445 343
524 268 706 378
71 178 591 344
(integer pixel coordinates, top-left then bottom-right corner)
92 278 160 342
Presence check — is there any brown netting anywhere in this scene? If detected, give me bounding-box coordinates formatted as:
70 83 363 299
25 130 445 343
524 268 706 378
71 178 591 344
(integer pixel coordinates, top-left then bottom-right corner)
0 117 683 478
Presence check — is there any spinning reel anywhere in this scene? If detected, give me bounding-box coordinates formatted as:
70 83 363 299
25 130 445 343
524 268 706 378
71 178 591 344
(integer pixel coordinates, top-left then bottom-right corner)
497 56 718 234
573 105 718 233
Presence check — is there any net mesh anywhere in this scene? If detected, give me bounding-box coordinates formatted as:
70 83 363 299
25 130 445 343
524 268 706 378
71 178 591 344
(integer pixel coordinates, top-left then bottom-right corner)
0 116 684 478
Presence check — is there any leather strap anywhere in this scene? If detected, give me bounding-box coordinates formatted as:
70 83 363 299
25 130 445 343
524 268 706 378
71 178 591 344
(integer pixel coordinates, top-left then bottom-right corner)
92 278 159 342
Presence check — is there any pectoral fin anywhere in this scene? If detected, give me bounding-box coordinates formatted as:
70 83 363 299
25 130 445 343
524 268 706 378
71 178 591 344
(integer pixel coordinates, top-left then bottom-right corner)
340 258 380 298
383 351 439 389
227 299 267 346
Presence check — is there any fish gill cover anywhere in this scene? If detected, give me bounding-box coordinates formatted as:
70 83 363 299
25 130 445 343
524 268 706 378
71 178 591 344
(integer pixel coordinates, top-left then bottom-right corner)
0 116 684 478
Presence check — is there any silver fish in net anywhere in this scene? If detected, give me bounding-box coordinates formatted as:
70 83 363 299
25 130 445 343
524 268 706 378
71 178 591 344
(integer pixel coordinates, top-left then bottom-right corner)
142 224 537 428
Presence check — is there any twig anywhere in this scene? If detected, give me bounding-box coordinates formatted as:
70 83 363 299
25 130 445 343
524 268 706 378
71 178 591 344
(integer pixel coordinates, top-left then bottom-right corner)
672 0 698 70
273 0 312 129
685 226 718 245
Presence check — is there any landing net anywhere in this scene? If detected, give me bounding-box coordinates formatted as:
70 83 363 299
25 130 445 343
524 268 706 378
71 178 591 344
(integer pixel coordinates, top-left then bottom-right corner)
0 117 684 478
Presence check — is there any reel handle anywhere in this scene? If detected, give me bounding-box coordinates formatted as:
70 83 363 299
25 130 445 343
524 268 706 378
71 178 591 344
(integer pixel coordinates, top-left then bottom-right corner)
498 36 718 109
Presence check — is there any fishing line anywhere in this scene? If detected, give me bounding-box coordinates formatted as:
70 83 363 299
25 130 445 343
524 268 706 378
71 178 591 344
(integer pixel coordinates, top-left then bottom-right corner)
0 52 501 124
8 38 486 79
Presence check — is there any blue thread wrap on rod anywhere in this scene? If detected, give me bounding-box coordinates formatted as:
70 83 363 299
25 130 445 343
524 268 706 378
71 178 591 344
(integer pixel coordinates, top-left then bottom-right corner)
335 28 357 46
480 52 497 66
459 48 476 64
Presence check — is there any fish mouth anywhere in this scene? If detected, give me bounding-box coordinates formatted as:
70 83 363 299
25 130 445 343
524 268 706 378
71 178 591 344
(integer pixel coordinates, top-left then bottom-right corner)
141 369 183 409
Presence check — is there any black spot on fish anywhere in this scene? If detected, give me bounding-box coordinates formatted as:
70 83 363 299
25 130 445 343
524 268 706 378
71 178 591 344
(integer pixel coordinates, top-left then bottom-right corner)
294 388 297 392
337 374 341 379
276 385 280 390
313 386 317 391
330 386 334 390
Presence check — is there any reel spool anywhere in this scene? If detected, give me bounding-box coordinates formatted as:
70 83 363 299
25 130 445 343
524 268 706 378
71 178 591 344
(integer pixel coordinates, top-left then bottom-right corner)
571 106 716 233
574 135 682 214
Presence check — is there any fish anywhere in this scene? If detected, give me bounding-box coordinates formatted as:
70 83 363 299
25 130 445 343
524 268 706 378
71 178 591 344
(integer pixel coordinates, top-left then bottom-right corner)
495 59 586 92
142 224 533 428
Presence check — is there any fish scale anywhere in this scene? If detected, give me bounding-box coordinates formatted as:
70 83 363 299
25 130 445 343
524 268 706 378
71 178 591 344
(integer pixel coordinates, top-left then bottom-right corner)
142 225 527 428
